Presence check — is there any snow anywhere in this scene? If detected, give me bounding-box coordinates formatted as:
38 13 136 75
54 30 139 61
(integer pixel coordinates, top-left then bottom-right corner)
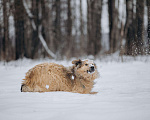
46 85 49 89
71 75 75 80
0 57 150 120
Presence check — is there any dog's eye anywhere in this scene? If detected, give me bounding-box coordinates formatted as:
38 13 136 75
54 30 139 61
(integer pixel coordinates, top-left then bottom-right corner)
85 64 88 66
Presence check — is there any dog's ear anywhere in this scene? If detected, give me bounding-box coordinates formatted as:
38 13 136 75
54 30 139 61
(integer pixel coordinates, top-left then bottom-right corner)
72 59 82 66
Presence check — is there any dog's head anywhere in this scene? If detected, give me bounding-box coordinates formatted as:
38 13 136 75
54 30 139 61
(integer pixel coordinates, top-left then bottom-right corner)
72 59 99 80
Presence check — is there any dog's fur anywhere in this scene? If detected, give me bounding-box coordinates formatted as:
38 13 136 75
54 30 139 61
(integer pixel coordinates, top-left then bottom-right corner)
21 59 99 94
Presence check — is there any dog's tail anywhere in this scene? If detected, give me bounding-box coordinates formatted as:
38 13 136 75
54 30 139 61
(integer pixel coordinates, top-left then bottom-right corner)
21 84 30 92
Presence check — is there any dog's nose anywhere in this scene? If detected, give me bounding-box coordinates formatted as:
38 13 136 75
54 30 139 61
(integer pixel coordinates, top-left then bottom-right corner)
90 66 94 71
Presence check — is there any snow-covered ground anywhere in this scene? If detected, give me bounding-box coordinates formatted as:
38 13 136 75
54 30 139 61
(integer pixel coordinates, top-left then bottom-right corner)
0 56 150 120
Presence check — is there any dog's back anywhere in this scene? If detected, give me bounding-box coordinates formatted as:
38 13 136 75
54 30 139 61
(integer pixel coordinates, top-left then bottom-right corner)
21 63 73 92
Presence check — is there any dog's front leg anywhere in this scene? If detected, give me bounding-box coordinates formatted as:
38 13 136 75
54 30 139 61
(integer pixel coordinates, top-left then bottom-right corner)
89 92 98 94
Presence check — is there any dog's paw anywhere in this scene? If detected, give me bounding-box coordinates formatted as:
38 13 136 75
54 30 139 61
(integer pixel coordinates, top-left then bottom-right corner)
90 92 98 94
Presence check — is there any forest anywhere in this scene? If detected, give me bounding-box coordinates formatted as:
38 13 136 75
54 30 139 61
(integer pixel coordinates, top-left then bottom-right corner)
0 0 150 61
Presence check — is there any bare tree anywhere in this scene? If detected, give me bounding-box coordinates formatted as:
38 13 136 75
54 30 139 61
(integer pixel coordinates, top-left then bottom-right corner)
108 0 120 53
124 0 136 55
14 0 25 60
41 0 53 57
31 0 40 58
147 0 150 54
53 0 61 53
65 0 73 58
87 0 103 55
95 0 103 55
87 0 91 55
24 4 33 58
0 23 2 60
136 0 144 55
23 0 56 59
80 0 85 54
3 0 9 61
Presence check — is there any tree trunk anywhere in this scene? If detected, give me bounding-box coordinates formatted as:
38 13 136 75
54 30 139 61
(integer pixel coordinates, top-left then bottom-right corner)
3 0 9 61
136 0 144 55
0 24 2 60
80 0 84 54
41 0 53 57
94 0 102 55
108 0 119 53
24 12 32 58
147 0 150 54
54 0 61 53
14 0 25 60
108 0 114 53
41 0 47 57
23 1 32 58
31 0 40 59
66 0 73 58
124 0 136 55
87 0 92 55
87 0 102 55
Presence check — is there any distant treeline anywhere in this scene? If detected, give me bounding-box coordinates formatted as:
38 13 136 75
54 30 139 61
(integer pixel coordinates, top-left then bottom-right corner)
0 0 150 61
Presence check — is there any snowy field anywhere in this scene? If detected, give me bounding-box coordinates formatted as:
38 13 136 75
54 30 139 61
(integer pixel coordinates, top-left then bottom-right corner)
0 56 150 120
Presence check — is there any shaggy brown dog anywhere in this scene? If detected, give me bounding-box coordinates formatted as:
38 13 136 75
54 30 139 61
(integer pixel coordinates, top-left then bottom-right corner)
21 59 99 94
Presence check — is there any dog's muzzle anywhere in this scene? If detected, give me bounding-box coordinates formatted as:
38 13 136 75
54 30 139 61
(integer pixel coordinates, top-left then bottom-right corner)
87 66 95 74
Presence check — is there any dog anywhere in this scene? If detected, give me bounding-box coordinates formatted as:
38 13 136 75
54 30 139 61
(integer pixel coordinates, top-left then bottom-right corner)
21 59 99 94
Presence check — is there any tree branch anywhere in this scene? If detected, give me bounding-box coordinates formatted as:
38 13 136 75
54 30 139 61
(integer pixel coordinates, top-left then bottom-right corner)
22 0 56 59
38 25 56 58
